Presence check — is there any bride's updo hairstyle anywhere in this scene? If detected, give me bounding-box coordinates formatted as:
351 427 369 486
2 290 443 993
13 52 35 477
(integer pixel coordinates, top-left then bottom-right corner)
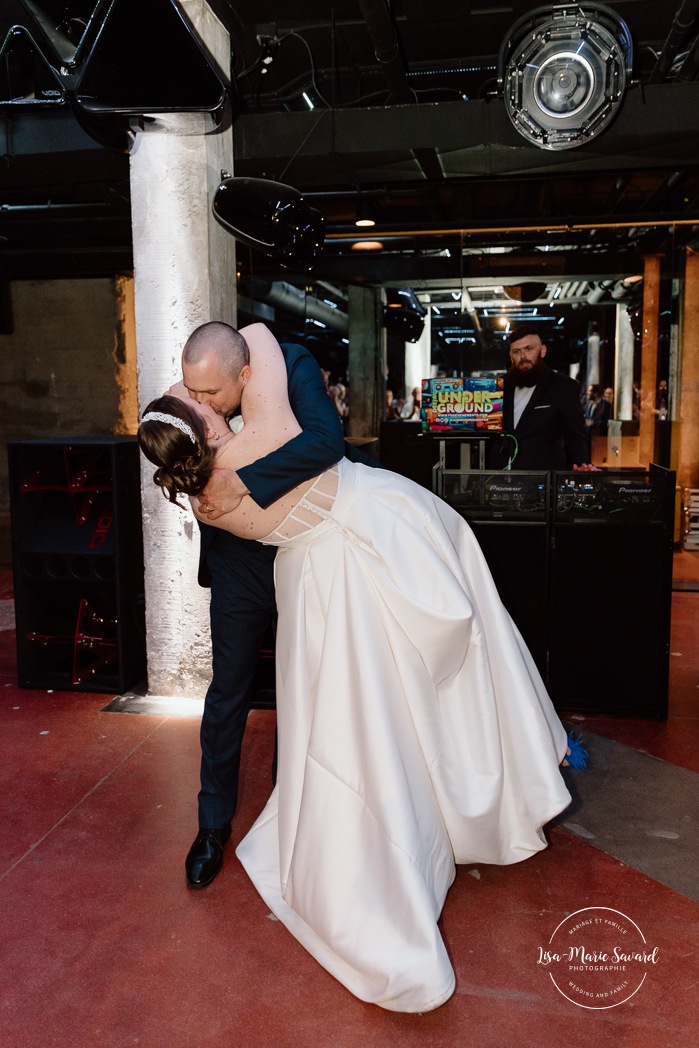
138 395 216 505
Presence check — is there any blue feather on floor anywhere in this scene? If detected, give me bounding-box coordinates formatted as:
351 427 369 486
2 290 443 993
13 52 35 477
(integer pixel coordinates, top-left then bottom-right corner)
565 730 588 769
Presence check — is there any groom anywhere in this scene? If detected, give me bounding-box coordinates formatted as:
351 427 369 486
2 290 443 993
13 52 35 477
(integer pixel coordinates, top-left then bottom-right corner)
177 321 378 888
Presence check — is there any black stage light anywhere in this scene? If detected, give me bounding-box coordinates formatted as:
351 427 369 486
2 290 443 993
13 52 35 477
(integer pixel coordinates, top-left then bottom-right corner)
0 25 66 106
384 288 427 343
503 282 548 303
212 177 325 271
14 0 229 148
498 3 633 150
73 0 227 116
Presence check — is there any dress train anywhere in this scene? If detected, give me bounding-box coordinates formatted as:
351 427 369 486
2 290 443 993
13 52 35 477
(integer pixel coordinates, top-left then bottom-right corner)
236 460 570 1011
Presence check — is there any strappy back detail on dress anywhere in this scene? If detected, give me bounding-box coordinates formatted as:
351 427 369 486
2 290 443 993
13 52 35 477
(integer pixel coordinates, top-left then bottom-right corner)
262 464 340 543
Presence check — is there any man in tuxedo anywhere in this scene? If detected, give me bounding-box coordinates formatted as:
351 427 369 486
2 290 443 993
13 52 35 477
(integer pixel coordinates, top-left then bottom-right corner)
497 325 590 471
179 321 378 888
584 383 611 438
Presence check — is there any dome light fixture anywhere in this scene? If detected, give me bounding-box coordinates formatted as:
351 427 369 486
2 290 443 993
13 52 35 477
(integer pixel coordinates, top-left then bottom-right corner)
212 177 325 271
355 198 376 228
498 2 633 150
383 288 427 343
351 239 383 251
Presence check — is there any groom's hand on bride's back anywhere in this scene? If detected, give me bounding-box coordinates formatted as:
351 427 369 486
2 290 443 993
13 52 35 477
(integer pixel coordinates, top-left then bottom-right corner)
197 468 250 520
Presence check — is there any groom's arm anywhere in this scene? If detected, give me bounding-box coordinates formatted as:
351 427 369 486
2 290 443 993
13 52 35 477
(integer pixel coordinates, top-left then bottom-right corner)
202 341 345 514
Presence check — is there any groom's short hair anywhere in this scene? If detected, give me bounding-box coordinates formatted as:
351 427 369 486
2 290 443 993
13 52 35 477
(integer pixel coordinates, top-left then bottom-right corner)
183 321 250 378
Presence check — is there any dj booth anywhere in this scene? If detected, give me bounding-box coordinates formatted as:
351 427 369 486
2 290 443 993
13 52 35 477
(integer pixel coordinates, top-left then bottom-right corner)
379 422 674 719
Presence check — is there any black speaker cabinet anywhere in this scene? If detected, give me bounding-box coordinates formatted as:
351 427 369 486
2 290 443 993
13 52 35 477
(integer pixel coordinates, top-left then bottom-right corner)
379 421 438 490
436 464 674 719
437 469 551 679
469 521 549 677
547 466 674 717
8 437 146 694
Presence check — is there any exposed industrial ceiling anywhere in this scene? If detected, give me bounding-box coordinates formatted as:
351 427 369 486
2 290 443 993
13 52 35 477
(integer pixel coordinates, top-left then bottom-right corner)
2 0 699 371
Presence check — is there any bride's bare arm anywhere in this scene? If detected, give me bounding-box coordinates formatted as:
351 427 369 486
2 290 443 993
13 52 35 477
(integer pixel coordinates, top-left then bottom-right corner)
237 323 302 438
197 324 299 518
200 324 344 518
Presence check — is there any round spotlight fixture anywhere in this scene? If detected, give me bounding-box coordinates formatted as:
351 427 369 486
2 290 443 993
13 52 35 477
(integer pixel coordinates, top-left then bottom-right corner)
534 51 595 118
498 3 633 150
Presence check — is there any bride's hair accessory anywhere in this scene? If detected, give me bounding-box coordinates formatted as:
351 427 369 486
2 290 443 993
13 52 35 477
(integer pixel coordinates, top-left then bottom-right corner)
141 411 196 445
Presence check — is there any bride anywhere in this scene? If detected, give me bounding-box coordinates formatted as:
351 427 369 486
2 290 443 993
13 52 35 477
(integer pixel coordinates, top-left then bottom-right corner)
138 322 572 1013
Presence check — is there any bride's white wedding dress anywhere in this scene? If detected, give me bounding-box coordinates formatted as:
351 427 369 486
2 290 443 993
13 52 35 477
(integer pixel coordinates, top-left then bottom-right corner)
235 459 571 1012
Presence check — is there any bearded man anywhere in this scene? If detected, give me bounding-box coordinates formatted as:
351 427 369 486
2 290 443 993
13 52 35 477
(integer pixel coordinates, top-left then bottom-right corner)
499 326 590 471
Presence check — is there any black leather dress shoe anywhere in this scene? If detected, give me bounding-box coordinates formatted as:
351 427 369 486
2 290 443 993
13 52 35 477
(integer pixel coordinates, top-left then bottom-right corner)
185 825 232 888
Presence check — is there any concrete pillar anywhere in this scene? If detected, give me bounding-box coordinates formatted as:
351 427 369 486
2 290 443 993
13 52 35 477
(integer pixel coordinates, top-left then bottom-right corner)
615 304 635 421
347 285 386 439
132 3 234 698
404 308 431 396
677 248 699 490
586 328 600 387
639 255 662 467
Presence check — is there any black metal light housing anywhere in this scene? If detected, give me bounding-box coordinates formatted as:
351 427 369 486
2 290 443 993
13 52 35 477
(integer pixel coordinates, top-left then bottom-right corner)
503 282 549 302
72 0 227 116
384 288 427 343
0 25 66 107
212 177 325 271
498 2 633 150
12 0 230 149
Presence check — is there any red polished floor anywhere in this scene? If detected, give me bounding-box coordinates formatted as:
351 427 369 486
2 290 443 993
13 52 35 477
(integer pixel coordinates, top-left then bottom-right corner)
0 559 697 1048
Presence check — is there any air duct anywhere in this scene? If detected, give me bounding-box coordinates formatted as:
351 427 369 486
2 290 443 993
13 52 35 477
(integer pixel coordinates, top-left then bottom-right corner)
648 0 699 83
245 279 349 334
357 0 414 104
586 280 615 304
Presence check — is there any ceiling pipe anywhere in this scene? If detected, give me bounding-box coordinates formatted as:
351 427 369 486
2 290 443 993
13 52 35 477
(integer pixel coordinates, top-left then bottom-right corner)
357 0 444 180
648 0 699 83
0 202 113 215
460 286 482 334
245 279 349 334
586 280 615 304
675 31 699 80
357 0 415 104
315 279 349 308
642 169 685 211
610 281 631 300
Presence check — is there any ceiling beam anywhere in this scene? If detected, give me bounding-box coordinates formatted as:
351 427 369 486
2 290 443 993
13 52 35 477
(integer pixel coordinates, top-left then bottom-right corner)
233 82 699 186
277 249 651 288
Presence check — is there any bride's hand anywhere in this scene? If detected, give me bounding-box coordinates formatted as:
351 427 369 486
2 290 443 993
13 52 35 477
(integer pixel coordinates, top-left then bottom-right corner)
198 468 250 519
164 379 190 402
